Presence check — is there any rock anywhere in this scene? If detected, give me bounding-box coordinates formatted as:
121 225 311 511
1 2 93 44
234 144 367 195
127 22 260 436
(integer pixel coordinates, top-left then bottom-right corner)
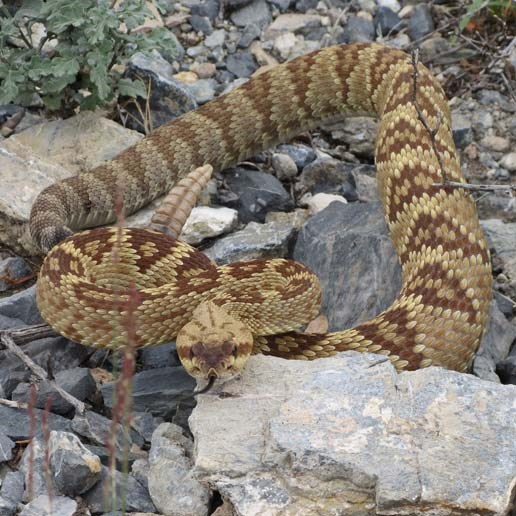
272 32 300 60
268 0 293 10
271 152 298 181
204 220 296 264
126 51 197 129
148 423 210 516
494 290 514 319
225 52 258 78
324 116 377 158
473 301 516 382
419 35 449 61
482 219 516 282
186 78 217 104
19 437 51 500
338 15 375 43
221 168 294 223
377 0 400 12
83 466 156 514
101 367 196 419
0 405 72 442
477 89 516 113
181 206 238 244
230 0 271 28
191 353 516 515
19 495 77 516
189 0 220 21
48 431 102 496
294 201 401 330
189 14 213 33
0 113 142 254
480 135 511 153
265 13 322 37
12 367 96 415
472 109 494 132
374 6 402 35
451 112 473 149
0 257 32 292
276 143 316 170
238 23 261 48
0 470 24 516
0 430 15 462
140 342 179 369
407 3 434 41
301 192 347 214
499 152 516 172
190 61 217 79
204 28 226 48
132 412 164 444
294 0 318 12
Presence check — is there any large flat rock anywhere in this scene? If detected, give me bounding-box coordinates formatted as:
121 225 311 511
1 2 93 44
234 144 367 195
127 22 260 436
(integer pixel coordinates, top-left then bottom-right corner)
190 353 516 515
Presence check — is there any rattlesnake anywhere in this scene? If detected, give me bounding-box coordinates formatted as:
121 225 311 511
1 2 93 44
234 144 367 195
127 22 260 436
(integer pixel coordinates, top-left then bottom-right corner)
31 43 493 377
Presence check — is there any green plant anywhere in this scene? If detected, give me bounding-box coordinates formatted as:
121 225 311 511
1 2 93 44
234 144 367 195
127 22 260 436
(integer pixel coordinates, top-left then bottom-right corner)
0 0 179 113
459 0 515 32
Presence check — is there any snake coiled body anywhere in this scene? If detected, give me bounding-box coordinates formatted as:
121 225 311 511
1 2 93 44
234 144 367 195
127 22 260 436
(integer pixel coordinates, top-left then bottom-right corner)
32 43 492 374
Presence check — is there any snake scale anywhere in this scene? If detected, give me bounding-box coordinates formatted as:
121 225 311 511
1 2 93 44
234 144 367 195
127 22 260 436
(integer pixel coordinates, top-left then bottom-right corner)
31 43 493 377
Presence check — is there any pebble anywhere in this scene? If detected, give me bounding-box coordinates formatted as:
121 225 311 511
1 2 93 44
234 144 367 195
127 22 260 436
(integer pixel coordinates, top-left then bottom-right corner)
273 32 299 60
189 0 220 21
266 13 322 36
0 431 15 462
499 152 516 172
277 143 316 169
182 206 238 244
204 28 225 48
189 13 213 33
301 192 347 214
271 152 299 180
481 135 510 153
230 0 271 27
186 78 217 103
190 61 216 78
238 22 261 48
375 6 402 35
407 3 434 41
337 15 375 43
377 0 400 12
225 51 258 77
174 70 198 83
0 257 32 292
19 495 78 516
452 112 474 149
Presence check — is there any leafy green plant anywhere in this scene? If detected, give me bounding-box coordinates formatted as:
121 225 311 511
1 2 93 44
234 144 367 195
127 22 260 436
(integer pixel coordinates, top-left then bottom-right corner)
459 0 515 32
0 0 179 113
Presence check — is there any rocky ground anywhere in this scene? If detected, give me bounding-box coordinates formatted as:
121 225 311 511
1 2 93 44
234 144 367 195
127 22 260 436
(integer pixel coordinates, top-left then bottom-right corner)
0 0 515 515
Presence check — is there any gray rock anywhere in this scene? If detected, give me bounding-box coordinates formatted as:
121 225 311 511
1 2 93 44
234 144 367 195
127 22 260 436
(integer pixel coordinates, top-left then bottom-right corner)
204 220 296 264
268 0 292 10
482 219 516 282
12 367 96 415
277 143 316 170
0 405 72 441
83 466 156 514
294 0 318 12
451 111 473 149
230 0 271 28
0 257 32 292
266 13 322 37
225 52 258 78
0 285 42 329
189 14 213 34
182 206 238 245
408 3 434 41
221 168 294 223
497 354 516 385
296 157 359 201
101 367 196 418
186 78 217 104
238 23 262 48
375 6 402 35
204 28 226 48
148 423 210 516
294 201 401 330
0 470 24 516
140 342 179 369
19 437 50 500
190 353 516 515
0 430 15 462
338 16 375 44
494 290 514 319
132 412 164 444
477 89 516 113
127 51 197 129
271 152 298 181
19 495 77 516
189 0 220 21
48 431 102 496
499 152 516 172
325 116 377 158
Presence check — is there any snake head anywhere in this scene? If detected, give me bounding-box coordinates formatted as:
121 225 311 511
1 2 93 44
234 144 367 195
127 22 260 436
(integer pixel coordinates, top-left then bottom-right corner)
176 301 254 379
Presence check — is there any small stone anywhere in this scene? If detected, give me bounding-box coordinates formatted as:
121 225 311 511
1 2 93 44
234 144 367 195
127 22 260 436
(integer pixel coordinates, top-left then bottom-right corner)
301 192 347 214
225 52 258 78
221 168 294 223
338 15 375 43
266 13 322 36
273 32 299 60
408 3 434 41
132 412 164 444
189 14 213 34
277 144 316 170
326 116 377 158
358 0 376 13
204 220 296 264
499 152 516 172
0 470 24 516
375 6 402 35
174 71 198 83
0 430 15 462
48 431 102 496
189 0 220 21
204 29 226 48
190 61 216 78
377 0 400 12
497 355 516 385
186 78 217 103
181 206 238 244
140 342 179 369
472 109 494 131
481 135 510 153
295 0 318 12
19 495 77 516
238 22 262 48
271 153 298 181
0 257 32 292
148 423 210 516
268 0 292 9
230 0 271 28
451 112 473 149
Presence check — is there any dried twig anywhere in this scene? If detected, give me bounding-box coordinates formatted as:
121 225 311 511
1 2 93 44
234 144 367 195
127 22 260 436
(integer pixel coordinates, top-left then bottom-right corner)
432 181 516 193
0 327 86 414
